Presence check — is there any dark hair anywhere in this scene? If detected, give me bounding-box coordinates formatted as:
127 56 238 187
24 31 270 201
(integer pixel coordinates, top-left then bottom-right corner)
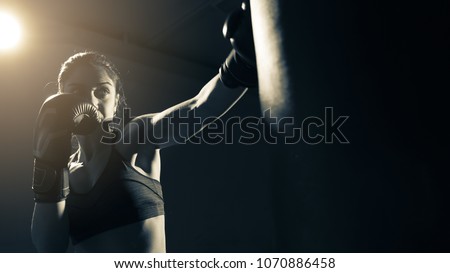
58 51 127 117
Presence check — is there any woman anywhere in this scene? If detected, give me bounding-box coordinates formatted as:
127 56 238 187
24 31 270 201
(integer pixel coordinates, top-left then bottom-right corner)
30 3 255 253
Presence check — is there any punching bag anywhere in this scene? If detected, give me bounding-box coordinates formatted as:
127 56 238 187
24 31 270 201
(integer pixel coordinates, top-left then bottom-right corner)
250 0 450 252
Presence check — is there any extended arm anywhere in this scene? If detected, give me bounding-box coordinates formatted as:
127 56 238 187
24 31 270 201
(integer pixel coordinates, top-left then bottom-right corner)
126 2 256 149
139 75 247 148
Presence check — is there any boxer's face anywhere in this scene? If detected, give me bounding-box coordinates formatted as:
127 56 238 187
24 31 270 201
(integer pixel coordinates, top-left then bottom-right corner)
62 64 119 120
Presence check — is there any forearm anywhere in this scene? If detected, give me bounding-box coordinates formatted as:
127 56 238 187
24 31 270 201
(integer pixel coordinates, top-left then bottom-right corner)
192 74 247 120
30 93 89 252
148 74 247 148
31 202 69 252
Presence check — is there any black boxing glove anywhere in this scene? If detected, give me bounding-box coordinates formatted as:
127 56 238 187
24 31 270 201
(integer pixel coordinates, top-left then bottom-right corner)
32 93 103 202
219 1 257 88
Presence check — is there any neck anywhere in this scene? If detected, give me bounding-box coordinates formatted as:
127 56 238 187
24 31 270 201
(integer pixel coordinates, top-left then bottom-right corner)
76 127 111 163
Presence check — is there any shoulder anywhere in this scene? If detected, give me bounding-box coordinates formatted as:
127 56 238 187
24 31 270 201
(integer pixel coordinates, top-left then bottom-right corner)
111 112 166 149
114 113 159 164
121 113 157 141
69 162 83 173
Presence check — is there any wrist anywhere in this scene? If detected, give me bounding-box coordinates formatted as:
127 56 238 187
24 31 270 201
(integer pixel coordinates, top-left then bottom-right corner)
32 159 70 203
219 50 257 88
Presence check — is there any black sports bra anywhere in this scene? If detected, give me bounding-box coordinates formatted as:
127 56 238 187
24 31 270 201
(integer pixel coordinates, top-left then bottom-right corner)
66 147 164 245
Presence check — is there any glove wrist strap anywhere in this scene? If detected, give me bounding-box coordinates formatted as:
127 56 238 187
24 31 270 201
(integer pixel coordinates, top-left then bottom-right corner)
32 159 70 203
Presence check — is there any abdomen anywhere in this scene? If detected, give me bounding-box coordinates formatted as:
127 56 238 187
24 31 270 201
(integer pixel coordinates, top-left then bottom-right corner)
73 215 166 253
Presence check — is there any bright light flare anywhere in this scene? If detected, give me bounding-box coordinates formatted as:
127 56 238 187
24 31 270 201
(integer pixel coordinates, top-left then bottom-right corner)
0 11 22 50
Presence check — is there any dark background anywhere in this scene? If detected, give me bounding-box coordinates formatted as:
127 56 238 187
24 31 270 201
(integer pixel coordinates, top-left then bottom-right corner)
0 0 449 252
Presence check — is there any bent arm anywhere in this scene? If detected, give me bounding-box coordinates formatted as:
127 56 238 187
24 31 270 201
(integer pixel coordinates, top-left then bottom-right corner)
127 74 247 149
31 201 69 252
